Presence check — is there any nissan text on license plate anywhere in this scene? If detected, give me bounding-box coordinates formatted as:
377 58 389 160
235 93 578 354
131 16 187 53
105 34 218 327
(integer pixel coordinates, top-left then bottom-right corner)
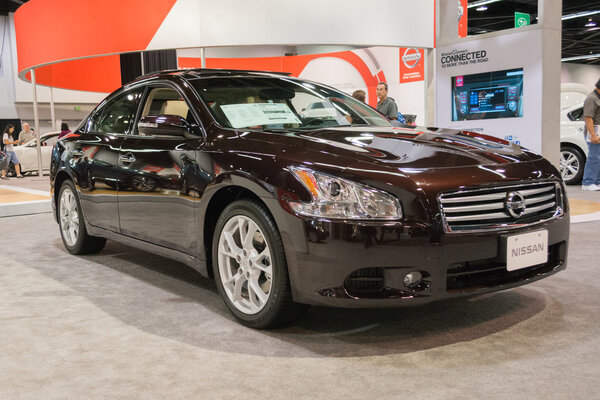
506 230 548 271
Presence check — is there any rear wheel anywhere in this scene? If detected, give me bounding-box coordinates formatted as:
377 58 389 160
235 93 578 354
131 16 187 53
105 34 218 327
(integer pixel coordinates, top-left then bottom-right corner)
212 199 306 329
560 145 585 185
58 180 106 254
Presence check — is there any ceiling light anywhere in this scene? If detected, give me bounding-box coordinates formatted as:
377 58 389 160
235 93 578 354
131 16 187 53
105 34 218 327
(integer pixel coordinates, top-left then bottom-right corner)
468 0 502 8
586 18 596 27
562 10 600 21
561 53 600 62
476 6 488 11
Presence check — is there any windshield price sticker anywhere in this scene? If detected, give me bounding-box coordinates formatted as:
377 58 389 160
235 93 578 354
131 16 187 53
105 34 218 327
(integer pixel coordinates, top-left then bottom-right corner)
220 103 301 128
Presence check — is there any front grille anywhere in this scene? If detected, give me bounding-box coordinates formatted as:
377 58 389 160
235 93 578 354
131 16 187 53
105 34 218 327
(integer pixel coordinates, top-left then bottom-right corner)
439 182 563 233
446 242 565 292
344 267 384 295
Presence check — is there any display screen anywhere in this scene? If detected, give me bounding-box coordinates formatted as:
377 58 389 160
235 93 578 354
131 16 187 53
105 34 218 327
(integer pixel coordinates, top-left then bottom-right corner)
452 68 523 121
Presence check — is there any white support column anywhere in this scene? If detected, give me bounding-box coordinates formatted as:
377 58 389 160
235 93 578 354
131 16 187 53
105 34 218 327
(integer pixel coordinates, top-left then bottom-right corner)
424 48 434 127
200 47 206 68
50 86 56 131
140 52 145 75
437 0 459 47
426 0 459 127
31 69 43 177
539 0 562 167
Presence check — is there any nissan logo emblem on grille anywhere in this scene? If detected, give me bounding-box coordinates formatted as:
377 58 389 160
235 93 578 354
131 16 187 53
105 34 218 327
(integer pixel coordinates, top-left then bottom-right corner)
506 191 526 218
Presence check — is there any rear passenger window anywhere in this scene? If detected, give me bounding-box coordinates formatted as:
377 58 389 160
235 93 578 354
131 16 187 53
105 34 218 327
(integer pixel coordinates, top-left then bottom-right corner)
89 89 143 134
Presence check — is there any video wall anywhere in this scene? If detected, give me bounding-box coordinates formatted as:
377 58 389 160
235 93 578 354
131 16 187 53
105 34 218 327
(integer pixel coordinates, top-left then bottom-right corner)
451 68 523 121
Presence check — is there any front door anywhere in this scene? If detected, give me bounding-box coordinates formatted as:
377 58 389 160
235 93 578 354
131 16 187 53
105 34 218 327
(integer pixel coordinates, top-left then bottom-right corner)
117 85 202 254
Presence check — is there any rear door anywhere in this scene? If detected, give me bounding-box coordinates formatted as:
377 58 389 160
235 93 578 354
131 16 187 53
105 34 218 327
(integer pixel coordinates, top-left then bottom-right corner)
117 84 203 254
74 87 144 231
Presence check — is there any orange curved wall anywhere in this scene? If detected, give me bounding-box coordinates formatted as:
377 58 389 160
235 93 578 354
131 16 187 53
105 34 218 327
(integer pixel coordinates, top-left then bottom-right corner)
24 55 122 93
15 0 176 88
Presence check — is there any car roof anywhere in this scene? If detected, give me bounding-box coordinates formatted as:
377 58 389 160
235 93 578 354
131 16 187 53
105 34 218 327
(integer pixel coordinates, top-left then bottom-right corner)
133 68 292 83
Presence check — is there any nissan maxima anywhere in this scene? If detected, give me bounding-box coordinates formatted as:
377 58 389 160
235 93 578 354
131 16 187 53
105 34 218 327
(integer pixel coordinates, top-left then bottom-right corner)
50 69 569 328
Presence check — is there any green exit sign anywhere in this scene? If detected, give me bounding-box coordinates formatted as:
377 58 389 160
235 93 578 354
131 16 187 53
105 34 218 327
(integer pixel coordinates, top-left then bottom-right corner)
515 12 530 28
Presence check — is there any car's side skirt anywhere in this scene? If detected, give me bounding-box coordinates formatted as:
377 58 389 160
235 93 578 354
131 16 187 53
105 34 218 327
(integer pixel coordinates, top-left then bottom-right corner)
86 224 209 278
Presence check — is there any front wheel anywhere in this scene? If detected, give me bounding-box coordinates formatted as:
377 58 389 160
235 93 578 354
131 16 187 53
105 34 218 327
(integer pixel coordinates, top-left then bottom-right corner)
560 145 586 185
58 180 106 254
212 199 306 329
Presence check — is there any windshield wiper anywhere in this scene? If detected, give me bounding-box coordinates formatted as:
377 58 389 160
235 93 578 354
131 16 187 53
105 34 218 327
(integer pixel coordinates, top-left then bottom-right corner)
240 128 303 134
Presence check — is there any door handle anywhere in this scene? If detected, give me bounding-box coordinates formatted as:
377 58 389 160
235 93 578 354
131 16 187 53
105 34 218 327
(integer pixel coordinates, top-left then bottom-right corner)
578 127 584 131
71 149 84 158
119 153 136 164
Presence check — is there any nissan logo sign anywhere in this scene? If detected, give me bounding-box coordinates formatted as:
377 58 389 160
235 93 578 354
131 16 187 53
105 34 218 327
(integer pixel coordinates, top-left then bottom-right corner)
506 191 526 218
402 48 422 69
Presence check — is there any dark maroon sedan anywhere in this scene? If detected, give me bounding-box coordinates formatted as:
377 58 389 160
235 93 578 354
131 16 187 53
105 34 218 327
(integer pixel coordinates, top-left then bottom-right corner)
50 69 568 328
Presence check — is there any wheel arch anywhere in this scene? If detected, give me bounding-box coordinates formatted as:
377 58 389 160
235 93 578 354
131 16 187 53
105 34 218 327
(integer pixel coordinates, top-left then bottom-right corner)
53 169 74 221
198 173 307 280
561 141 587 160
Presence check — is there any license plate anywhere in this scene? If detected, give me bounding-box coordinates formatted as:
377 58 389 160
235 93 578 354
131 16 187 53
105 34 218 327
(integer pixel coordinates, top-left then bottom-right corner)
506 230 548 271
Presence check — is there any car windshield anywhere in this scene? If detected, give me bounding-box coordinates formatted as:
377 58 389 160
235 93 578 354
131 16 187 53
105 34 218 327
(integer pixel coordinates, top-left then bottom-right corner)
187 75 392 131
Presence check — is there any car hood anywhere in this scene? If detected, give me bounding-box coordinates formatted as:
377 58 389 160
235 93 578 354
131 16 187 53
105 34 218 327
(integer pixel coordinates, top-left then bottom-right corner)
243 126 542 171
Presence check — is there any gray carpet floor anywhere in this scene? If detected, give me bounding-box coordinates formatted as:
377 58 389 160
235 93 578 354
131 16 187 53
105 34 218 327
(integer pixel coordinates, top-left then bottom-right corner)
0 213 598 399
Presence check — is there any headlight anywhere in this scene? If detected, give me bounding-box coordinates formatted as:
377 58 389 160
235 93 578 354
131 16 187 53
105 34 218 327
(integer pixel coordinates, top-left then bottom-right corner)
288 166 402 220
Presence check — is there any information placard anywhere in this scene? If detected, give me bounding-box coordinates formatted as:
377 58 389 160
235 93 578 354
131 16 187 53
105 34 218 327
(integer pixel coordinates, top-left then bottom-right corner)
220 103 301 128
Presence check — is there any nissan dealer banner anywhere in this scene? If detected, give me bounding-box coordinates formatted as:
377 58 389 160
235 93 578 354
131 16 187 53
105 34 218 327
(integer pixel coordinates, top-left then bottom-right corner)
399 48 424 83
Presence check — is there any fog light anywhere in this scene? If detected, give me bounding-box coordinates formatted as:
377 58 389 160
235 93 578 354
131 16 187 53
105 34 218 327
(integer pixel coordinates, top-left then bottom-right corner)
403 271 423 288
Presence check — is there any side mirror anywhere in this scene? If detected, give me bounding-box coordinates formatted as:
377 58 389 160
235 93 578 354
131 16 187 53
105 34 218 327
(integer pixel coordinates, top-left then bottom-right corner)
138 115 189 137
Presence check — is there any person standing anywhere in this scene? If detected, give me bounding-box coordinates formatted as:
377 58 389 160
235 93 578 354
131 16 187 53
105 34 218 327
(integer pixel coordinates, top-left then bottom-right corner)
58 122 71 139
18 122 35 145
581 79 600 191
352 89 366 103
375 82 398 120
2 124 23 178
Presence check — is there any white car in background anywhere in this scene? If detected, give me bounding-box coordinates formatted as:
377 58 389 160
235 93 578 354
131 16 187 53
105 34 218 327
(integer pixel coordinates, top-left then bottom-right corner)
561 82 589 110
8 132 60 175
560 103 588 185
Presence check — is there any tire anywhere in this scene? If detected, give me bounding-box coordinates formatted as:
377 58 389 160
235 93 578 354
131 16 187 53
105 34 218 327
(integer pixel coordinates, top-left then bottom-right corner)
212 199 306 329
560 145 586 185
58 180 106 255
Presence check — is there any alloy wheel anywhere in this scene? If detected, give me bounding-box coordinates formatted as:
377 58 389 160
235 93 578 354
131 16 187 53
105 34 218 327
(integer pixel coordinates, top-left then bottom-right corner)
59 186 80 247
217 215 273 315
560 150 579 182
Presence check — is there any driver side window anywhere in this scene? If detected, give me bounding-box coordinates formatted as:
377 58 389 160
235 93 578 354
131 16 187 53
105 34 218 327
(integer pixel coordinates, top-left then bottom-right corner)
568 107 584 121
141 87 192 121
89 89 143 134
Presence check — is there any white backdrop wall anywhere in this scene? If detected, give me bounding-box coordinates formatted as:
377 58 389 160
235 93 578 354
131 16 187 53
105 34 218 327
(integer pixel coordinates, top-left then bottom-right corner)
436 29 544 154
561 63 600 89
149 0 434 50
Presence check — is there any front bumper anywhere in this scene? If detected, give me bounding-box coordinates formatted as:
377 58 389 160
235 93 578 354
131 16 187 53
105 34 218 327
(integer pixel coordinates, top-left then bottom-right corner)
282 213 569 308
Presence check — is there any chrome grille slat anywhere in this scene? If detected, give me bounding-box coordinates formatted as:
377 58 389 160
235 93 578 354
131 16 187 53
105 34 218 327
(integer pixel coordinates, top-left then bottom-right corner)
522 201 556 215
439 192 506 204
445 212 508 222
439 182 562 233
519 186 555 196
524 193 555 205
442 202 504 213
